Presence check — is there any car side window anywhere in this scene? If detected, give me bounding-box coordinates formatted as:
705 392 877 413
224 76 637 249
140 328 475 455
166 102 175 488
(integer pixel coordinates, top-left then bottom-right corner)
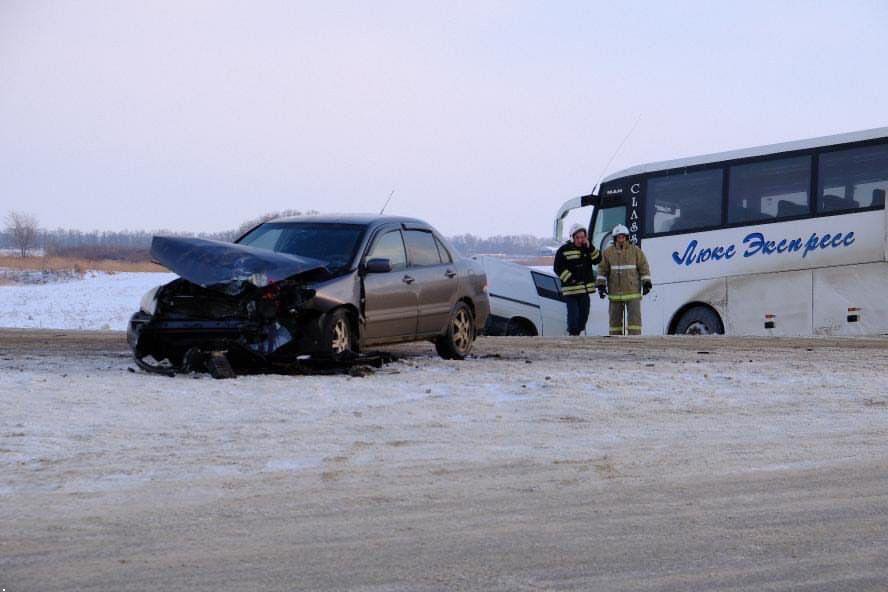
531 271 564 302
434 236 453 264
367 230 407 272
404 230 442 267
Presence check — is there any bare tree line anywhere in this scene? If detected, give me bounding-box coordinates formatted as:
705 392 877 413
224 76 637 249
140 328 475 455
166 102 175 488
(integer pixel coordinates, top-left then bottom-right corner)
2 209 557 259
448 233 557 256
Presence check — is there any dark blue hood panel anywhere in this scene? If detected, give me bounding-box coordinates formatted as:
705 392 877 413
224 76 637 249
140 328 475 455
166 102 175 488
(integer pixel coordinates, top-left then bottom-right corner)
151 236 328 292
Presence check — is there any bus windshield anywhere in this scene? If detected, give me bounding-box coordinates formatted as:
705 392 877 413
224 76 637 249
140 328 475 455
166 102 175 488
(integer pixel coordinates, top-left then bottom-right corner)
591 206 626 252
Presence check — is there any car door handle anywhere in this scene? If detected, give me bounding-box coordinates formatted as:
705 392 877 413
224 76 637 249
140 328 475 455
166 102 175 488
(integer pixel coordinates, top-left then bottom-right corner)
402 275 415 284
445 269 457 278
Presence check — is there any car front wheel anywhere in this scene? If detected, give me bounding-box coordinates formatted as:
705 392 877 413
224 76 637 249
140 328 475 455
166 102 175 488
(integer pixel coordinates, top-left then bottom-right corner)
435 302 475 359
322 309 357 357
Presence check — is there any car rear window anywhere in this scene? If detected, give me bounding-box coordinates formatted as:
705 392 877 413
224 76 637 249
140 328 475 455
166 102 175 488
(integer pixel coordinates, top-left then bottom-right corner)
434 236 453 264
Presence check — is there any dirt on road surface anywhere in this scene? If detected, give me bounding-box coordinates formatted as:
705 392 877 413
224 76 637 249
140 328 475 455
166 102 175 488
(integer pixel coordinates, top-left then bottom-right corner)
2 329 888 591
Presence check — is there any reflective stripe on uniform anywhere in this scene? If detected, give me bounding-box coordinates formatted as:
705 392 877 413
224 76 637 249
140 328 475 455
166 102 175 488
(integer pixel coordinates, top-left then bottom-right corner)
559 270 571 281
627 325 642 330
585 282 596 289
609 292 642 301
640 275 651 281
612 265 637 270
561 285 587 295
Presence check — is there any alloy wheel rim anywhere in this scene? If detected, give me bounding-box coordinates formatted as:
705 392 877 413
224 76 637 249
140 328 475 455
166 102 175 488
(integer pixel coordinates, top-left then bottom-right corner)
452 309 472 352
331 319 350 353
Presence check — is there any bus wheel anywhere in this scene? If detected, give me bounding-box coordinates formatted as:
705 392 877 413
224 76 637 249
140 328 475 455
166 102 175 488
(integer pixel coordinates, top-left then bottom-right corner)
675 306 724 335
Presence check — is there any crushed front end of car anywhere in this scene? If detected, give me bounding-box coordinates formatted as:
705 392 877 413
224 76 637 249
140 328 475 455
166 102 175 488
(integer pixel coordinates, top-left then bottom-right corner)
129 236 331 376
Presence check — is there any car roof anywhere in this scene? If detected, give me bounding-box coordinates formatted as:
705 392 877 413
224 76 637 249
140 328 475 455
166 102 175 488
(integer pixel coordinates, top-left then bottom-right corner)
271 213 431 228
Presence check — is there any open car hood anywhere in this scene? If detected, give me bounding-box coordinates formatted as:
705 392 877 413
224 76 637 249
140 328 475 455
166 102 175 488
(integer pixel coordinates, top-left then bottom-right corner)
151 236 328 292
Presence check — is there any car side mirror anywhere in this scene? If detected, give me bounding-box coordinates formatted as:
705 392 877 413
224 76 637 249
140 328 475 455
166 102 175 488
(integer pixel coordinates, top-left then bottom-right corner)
364 258 392 274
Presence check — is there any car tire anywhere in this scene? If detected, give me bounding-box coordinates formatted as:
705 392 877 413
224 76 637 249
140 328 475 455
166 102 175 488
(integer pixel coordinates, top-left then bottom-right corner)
322 308 357 358
505 318 536 336
435 302 476 359
674 306 724 335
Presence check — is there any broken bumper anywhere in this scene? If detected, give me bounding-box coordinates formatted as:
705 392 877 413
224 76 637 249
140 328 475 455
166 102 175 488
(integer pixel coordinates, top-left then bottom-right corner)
127 310 317 367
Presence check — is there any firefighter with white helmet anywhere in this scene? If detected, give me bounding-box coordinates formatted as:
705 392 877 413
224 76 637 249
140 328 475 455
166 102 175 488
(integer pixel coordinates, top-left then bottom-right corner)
553 223 601 335
595 224 652 335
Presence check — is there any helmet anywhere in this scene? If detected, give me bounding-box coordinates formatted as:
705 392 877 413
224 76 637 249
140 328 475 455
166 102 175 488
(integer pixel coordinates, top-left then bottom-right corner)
569 223 587 238
612 224 630 237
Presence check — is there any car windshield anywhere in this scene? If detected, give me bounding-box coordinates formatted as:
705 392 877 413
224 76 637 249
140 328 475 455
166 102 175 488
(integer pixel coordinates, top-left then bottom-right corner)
237 222 366 275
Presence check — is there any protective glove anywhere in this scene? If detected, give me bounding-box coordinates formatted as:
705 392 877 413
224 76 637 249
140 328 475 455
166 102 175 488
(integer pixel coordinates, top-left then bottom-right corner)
642 280 652 295
597 285 607 299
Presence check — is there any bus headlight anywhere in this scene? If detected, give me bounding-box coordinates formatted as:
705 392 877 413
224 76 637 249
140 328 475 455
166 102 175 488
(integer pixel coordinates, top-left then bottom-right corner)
139 286 160 316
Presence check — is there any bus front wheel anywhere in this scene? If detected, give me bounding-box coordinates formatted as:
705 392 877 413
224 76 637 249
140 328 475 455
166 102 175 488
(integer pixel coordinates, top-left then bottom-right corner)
674 306 724 335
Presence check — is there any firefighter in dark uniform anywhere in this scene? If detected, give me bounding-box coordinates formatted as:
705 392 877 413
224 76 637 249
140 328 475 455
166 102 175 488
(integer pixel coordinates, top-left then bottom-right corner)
554 224 602 335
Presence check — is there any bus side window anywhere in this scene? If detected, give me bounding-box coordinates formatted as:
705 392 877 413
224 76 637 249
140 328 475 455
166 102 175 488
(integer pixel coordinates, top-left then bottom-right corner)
728 156 811 224
818 144 888 213
646 169 723 234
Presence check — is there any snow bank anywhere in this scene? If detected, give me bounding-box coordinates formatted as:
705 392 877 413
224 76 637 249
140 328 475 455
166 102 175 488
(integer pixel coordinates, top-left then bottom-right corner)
0 272 176 330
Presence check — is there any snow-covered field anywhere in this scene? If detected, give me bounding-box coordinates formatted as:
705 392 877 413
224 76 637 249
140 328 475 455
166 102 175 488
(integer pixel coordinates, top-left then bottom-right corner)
0 271 175 330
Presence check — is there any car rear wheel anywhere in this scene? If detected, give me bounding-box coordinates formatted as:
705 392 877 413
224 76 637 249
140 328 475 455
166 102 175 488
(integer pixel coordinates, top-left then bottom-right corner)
435 302 475 359
323 309 357 357
505 318 537 336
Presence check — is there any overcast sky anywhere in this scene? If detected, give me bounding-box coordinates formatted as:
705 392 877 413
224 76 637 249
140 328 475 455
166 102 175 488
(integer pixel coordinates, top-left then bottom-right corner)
2 1 886 238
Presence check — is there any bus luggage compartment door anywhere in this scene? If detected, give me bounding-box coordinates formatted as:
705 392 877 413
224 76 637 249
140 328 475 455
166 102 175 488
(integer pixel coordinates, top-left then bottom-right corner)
813 262 888 335
726 270 813 336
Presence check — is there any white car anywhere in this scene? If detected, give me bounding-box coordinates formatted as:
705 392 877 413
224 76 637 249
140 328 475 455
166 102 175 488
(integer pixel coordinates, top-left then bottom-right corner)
476 256 567 336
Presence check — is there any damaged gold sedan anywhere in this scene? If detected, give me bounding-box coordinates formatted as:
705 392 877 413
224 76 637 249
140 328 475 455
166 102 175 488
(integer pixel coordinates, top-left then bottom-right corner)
128 215 490 376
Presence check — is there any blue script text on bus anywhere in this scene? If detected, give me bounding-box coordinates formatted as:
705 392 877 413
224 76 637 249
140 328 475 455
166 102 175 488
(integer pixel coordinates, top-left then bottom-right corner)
672 231 856 267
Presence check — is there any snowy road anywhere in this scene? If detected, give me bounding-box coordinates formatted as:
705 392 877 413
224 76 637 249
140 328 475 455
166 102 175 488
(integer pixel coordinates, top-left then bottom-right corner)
2 331 888 591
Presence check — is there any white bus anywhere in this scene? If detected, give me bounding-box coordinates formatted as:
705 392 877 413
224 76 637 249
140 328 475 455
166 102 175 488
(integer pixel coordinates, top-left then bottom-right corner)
555 127 888 336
